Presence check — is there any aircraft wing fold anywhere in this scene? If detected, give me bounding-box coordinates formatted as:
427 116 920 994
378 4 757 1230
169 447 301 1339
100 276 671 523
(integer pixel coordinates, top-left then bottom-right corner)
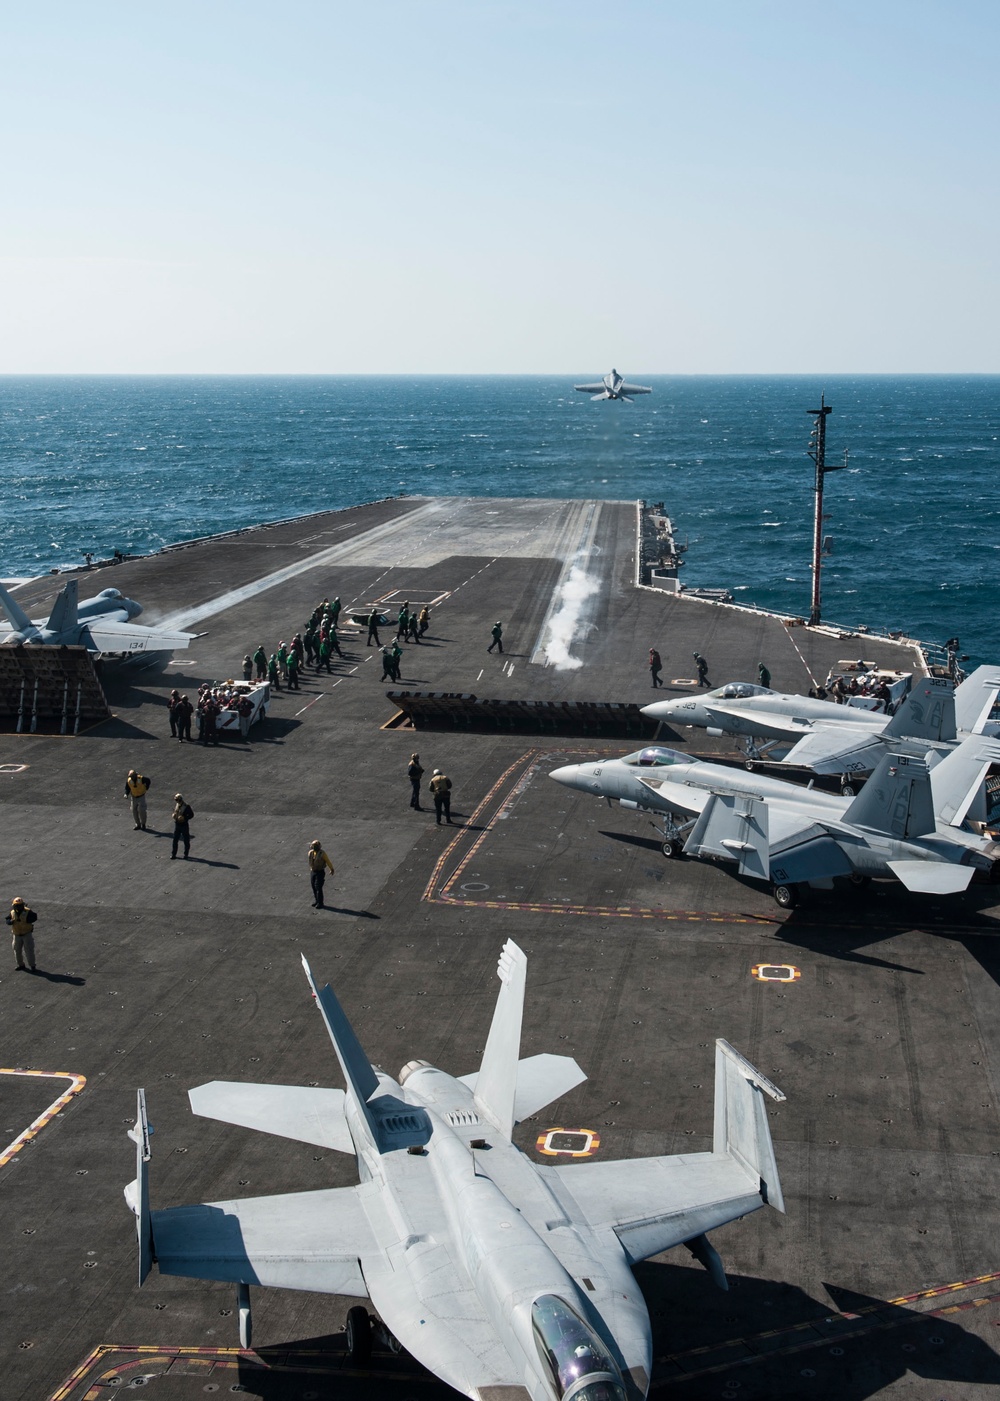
683 793 768 879
553 1153 764 1265
151 1186 375 1295
188 1081 354 1153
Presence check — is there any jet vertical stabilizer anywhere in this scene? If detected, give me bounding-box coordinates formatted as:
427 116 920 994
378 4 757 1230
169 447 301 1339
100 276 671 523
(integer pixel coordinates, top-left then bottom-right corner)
930 733 1000 828
713 1040 785 1213
473 939 526 1139
955 666 1000 736
300 955 381 1148
44 579 79 635
124 1088 153 1285
882 676 955 742
843 751 935 838
0 582 36 639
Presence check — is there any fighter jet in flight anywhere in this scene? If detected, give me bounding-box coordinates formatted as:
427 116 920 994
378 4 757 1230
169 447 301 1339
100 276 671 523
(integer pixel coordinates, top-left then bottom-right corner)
126 944 786 1399
0 578 196 656
574 369 652 402
549 741 1000 906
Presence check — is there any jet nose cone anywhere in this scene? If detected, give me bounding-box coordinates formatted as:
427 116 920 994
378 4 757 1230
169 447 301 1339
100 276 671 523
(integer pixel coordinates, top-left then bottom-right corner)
641 699 676 720
549 764 585 790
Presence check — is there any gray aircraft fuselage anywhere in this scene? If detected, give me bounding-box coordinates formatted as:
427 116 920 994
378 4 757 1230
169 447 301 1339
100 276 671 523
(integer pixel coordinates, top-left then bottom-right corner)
549 748 998 889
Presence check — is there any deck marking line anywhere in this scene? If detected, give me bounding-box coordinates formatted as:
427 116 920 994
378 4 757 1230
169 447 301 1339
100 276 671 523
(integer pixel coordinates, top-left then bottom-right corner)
782 623 819 687
48 1342 431 1399
293 693 326 717
1 1069 87 1168
421 747 776 926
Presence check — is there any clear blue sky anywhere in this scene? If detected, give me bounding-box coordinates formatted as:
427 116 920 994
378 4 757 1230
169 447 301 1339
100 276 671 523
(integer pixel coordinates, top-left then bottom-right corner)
1 1 996 372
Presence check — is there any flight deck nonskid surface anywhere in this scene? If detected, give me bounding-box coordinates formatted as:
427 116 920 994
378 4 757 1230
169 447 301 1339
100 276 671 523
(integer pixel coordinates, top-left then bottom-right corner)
1 497 998 1400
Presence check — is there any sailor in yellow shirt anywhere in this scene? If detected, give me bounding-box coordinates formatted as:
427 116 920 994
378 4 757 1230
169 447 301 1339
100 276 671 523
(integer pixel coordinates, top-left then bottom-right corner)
6 897 38 972
308 840 334 909
124 770 151 830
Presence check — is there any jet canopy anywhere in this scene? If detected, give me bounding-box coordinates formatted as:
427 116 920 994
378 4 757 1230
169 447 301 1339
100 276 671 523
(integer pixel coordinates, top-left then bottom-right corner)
622 746 688 767
531 1295 627 1401
714 682 774 700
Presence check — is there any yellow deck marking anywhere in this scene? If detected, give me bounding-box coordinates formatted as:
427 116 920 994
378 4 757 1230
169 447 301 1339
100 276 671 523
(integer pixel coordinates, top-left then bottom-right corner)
0 1068 87 1168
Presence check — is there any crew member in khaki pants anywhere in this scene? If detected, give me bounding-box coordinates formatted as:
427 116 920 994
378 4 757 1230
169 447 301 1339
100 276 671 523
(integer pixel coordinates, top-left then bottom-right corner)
6 897 38 971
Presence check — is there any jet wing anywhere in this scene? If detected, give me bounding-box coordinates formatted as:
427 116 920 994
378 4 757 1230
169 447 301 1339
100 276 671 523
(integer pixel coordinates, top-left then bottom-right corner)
768 815 854 884
780 729 886 776
618 382 651 395
151 1185 376 1294
82 621 197 654
574 382 609 394
701 703 818 741
553 1152 764 1265
188 1081 354 1153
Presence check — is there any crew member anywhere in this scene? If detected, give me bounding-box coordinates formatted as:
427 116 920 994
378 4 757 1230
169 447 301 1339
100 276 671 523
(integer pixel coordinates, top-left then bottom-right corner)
366 608 382 647
488 621 504 653
758 662 771 688
176 694 194 741
418 606 430 636
171 794 193 859
693 652 709 687
168 688 182 738
430 769 453 825
6 896 38 972
253 645 267 681
649 648 663 688
124 769 151 829
308 840 334 908
242 655 253 682
408 753 424 810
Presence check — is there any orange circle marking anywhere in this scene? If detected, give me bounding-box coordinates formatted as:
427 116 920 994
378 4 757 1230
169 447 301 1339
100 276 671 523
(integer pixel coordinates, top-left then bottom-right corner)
751 963 801 983
536 1128 601 1158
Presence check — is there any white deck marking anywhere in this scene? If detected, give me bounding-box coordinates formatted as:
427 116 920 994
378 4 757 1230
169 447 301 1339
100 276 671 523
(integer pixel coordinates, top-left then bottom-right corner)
156 501 440 629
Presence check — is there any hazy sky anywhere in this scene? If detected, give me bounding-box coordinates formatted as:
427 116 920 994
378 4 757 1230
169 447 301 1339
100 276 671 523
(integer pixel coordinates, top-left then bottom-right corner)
1 1 996 372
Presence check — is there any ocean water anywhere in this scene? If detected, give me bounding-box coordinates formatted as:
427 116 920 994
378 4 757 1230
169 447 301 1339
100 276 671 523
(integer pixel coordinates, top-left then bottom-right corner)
1 375 997 663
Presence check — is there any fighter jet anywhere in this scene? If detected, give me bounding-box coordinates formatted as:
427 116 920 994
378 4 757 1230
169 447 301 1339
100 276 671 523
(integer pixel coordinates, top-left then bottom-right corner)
549 741 1000 907
0 578 196 656
645 672 1000 792
125 944 785 1399
574 369 652 402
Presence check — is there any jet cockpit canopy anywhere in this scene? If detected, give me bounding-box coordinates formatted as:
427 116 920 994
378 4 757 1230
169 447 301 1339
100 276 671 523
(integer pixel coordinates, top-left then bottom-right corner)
531 1294 627 1401
622 746 687 767
715 682 774 700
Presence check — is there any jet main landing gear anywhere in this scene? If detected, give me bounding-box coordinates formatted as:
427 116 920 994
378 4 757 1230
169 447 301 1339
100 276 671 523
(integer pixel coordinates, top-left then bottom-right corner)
657 815 694 859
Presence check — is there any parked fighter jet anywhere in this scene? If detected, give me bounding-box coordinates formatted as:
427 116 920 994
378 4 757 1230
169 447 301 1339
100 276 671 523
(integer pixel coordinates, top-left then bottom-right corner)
0 579 196 656
646 672 1000 792
574 369 652 402
549 742 1000 906
125 945 785 1399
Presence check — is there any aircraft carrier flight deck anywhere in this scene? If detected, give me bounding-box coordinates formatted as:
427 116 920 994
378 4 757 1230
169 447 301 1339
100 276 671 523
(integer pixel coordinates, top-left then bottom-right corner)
2 495 999 1400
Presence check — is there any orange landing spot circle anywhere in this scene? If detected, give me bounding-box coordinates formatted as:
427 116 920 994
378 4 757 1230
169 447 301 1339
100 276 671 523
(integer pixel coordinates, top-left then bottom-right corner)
751 963 801 983
536 1128 601 1158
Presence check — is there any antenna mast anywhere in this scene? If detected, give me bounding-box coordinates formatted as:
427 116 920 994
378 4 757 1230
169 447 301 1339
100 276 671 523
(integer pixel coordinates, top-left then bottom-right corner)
805 396 844 626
